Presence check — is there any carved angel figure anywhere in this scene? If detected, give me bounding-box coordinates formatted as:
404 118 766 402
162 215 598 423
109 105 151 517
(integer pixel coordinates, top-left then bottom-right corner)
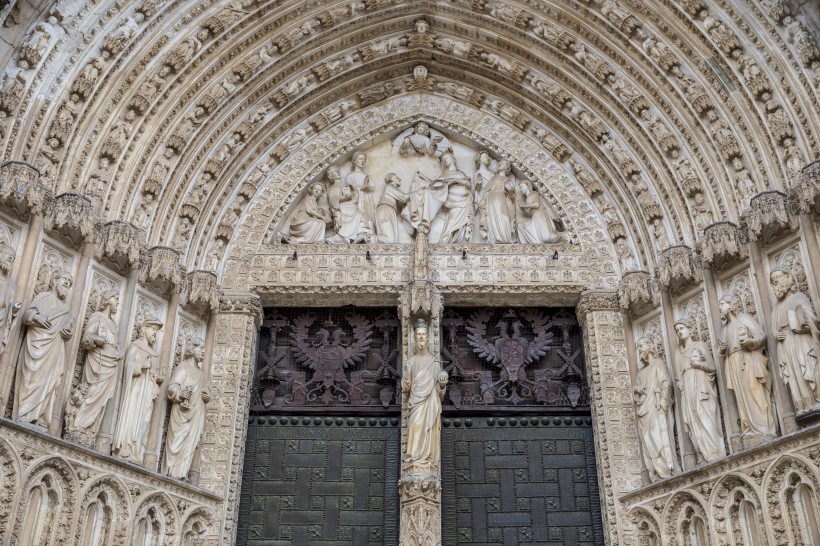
466 309 554 404
391 122 449 157
290 312 373 404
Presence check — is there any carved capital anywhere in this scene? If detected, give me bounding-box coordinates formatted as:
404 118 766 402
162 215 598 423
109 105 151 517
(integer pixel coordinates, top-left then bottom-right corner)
45 193 100 247
576 290 620 325
746 191 797 243
181 270 221 317
218 292 263 325
398 471 442 545
398 472 442 502
655 245 701 294
96 221 145 270
139 246 185 296
789 159 820 216
0 161 52 218
618 271 655 314
699 222 747 270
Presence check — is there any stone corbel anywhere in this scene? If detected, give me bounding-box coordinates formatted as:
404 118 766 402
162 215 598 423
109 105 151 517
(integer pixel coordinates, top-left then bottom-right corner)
789 159 819 217
699 222 747 271
618 271 655 315
655 245 701 294
0 161 52 218
181 270 221 317
218 292 263 325
576 289 620 323
96 221 145 272
45 193 100 248
139 246 186 296
746 191 797 244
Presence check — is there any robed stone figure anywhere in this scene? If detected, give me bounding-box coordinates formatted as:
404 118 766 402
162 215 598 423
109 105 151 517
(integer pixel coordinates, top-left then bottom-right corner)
113 317 163 463
402 319 448 465
14 271 76 427
0 243 21 360
66 289 124 437
633 337 675 481
673 319 726 463
164 337 209 479
718 293 776 445
770 269 820 414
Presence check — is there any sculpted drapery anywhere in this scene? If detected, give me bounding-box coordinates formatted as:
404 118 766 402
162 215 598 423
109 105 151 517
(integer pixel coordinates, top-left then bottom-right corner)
673 319 726 463
515 180 561 244
374 173 410 243
718 293 776 444
633 336 675 481
770 269 820 414
14 271 76 427
430 151 473 244
402 320 447 465
280 182 331 244
164 337 210 479
0 244 21 359
479 159 516 244
113 317 163 464
67 289 124 436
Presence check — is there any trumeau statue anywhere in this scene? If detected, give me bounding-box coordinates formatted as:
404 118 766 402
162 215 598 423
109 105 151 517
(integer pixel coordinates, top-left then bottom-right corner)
65 289 124 439
633 336 675 481
0 244 21 360
718 293 776 445
113 317 164 464
770 269 820 414
673 319 726 463
14 271 76 427
164 337 210 480
277 123 565 245
402 319 447 465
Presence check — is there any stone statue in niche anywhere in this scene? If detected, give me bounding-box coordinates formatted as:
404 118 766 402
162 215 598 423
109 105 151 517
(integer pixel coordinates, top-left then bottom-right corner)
374 173 410 243
430 151 473 244
770 269 820 414
392 122 450 157
402 319 447 465
164 337 210 480
633 336 675 481
479 159 516 244
278 183 331 244
113 317 164 464
718 293 776 445
65 289 125 442
615 238 638 271
14 271 76 428
0 244 21 360
673 319 726 463
515 180 562 244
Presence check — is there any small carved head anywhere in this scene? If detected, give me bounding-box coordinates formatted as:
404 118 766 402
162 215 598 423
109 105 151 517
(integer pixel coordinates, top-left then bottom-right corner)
474 150 492 167
718 293 737 321
413 319 429 352
99 288 120 314
414 122 430 135
0 243 15 273
384 173 400 186
140 317 163 345
326 165 341 181
673 318 695 343
308 182 325 198
636 336 657 364
351 151 367 168
52 271 73 298
185 336 206 364
769 268 797 299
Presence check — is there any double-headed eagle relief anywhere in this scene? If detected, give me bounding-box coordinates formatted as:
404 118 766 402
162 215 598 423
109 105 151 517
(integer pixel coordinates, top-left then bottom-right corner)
275 122 564 245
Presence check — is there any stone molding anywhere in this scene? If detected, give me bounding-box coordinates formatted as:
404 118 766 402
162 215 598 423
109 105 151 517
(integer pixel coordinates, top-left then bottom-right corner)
699 221 748 271
217 292 262 325
0 161 51 219
576 289 620 324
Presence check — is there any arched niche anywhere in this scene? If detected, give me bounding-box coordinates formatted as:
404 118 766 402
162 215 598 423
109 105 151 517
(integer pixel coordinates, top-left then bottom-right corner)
74 476 131 546
12 457 78 546
179 507 215 546
764 455 820 546
710 474 768 546
663 491 712 546
629 506 662 546
130 492 179 546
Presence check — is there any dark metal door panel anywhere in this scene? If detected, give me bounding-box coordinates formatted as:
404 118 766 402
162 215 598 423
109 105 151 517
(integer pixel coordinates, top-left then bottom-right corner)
237 416 400 546
442 416 604 546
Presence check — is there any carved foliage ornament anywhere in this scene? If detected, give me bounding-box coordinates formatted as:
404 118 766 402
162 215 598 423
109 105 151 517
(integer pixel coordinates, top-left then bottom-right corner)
700 222 747 270
45 193 100 247
656 245 701 293
0 161 51 217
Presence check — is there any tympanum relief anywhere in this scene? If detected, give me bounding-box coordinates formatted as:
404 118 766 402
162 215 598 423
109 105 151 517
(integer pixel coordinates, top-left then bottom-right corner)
275 123 565 245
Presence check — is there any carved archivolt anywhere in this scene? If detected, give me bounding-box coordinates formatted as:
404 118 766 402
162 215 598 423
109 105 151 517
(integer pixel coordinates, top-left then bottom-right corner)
131 491 179 546
710 474 768 546
74 475 131 546
179 506 216 543
663 491 711 546
11 456 78 546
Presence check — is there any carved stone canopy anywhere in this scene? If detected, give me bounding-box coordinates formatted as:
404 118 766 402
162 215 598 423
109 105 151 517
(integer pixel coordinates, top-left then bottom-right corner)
181 270 221 317
139 246 186 296
790 159 820 217
45 192 100 248
655 245 701 294
96 220 146 271
0 161 51 219
618 270 655 315
746 190 797 244
699 221 747 271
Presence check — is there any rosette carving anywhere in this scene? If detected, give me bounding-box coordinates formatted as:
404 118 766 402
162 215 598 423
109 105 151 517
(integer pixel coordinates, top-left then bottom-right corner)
700 222 747 271
789 159 819 216
618 271 655 314
181 270 221 316
45 193 99 247
96 221 145 270
0 161 51 218
747 191 797 244
656 245 701 294
139 246 185 295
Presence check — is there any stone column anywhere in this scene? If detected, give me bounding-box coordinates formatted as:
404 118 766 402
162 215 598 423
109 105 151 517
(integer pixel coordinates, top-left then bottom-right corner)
202 292 261 544
576 290 643 546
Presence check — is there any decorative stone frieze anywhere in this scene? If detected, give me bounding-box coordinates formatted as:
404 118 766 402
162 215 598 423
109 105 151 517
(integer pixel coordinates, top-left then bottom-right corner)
699 222 747 271
181 270 220 317
139 246 185 296
618 270 655 314
656 245 701 294
0 161 51 218
218 292 263 325
789 159 819 216
96 221 145 271
45 193 99 248
746 191 798 244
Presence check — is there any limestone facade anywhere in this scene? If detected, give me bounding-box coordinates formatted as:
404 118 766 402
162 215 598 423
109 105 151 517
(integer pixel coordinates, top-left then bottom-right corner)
0 0 818 544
